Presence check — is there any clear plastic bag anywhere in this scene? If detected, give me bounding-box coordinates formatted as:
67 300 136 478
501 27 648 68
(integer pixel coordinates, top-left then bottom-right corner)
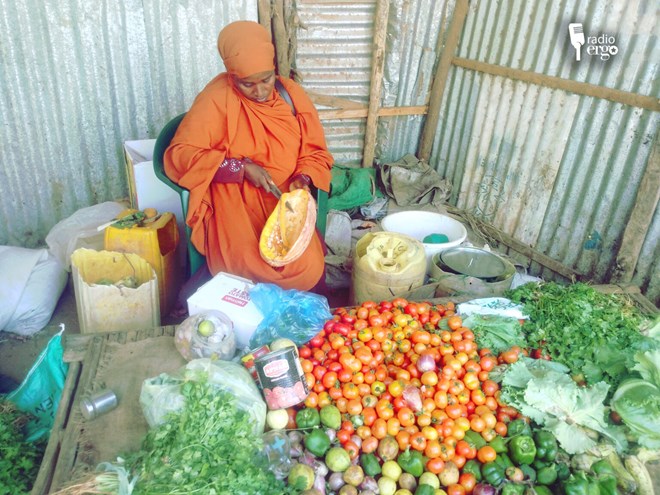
174 311 236 361
248 283 332 348
140 358 266 435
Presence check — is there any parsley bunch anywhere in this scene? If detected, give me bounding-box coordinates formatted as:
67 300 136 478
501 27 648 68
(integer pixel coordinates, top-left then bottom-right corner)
127 380 296 495
508 282 650 389
0 400 45 495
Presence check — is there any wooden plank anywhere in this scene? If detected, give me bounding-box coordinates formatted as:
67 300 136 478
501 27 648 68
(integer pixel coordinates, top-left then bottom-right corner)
613 133 660 282
272 0 291 78
31 361 82 495
50 337 105 490
418 0 469 160
318 105 427 121
361 0 389 168
452 57 660 112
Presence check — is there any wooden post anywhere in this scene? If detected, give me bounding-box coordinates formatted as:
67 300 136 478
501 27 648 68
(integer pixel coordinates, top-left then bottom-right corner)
613 132 660 282
418 0 469 161
361 0 389 168
257 0 271 34
272 0 291 78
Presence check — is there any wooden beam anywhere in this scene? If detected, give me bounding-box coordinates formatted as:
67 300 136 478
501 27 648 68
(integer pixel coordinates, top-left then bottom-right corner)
257 0 271 34
613 132 660 282
318 105 427 121
418 0 469 161
453 57 660 112
272 0 291 78
361 0 389 168
308 92 368 110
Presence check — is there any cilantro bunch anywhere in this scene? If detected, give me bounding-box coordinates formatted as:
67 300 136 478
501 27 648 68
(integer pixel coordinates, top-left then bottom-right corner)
0 400 45 495
507 282 650 389
126 380 296 495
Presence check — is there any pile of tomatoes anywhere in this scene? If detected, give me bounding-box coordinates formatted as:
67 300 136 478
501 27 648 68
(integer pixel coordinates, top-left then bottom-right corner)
291 298 522 492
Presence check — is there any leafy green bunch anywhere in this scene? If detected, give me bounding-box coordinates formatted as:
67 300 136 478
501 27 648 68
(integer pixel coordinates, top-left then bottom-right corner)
0 400 45 495
127 380 296 495
507 282 653 389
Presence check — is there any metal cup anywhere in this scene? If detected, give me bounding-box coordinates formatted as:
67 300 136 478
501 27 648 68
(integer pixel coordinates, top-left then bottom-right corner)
80 389 118 420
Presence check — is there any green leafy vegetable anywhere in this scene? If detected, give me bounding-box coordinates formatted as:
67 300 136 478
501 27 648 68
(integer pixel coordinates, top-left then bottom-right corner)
0 400 45 494
125 379 295 495
611 349 660 449
461 314 527 353
499 358 627 454
507 282 651 389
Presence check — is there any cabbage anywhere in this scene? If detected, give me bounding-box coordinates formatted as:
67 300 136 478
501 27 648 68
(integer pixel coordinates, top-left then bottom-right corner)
611 350 660 449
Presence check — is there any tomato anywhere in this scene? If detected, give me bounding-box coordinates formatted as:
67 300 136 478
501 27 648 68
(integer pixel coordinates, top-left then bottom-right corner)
459 473 477 493
479 355 497 372
361 435 379 454
447 485 466 495
477 445 497 463
425 438 442 458
362 406 377 426
387 418 401 437
410 432 427 451
371 418 388 439
500 348 520 364
447 315 463 330
375 398 394 419
309 334 325 348
426 457 445 474
481 380 499 397
336 428 351 445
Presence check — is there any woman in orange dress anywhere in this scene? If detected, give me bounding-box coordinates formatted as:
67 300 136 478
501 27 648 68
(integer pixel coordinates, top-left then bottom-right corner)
165 21 333 292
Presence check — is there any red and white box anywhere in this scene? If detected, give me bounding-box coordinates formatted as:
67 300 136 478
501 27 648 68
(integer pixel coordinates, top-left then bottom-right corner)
187 272 264 349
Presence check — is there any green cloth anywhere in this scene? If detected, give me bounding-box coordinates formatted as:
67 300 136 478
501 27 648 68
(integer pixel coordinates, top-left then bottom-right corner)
328 165 381 211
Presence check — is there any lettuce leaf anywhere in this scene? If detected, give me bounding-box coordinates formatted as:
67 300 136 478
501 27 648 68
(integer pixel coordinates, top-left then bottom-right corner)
461 314 527 354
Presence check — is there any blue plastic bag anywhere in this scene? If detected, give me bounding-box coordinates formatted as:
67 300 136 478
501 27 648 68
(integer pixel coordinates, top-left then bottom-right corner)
6 326 69 441
248 284 332 348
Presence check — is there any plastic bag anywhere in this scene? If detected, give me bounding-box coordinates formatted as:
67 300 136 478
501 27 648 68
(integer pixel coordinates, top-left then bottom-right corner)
0 246 67 336
140 358 266 435
248 283 332 348
174 311 236 361
45 201 125 270
6 326 69 441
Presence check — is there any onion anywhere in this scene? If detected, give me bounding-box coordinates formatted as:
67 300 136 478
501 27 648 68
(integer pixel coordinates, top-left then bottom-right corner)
359 476 378 492
328 472 345 491
403 384 423 412
325 428 337 443
289 442 304 458
473 483 496 495
416 352 436 372
313 473 327 494
288 430 304 444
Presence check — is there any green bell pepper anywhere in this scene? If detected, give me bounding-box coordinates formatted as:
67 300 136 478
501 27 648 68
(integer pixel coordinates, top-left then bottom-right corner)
501 482 525 495
533 458 549 470
360 453 382 477
463 460 483 482
563 472 601 495
397 449 426 477
465 430 487 449
319 404 341 430
304 428 330 457
530 485 553 495
556 462 571 481
415 485 436 495
482 461 506 486
488 435 508 454
507 419 532 437
509 435 537 465
536 465 558 485
596 475 617 495
591 460 616 478
520 464 536 482
296 407 320 429
533 430 558 462
494 453 514 470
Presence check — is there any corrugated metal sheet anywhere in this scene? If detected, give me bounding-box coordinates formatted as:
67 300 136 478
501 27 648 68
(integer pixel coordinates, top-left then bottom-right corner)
0 1 256 247
429 0 659 303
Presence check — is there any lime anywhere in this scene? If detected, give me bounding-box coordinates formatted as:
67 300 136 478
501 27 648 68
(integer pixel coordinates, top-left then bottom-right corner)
197 319 215 337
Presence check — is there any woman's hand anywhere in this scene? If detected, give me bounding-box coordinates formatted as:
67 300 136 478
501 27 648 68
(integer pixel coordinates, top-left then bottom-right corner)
243 158 275 191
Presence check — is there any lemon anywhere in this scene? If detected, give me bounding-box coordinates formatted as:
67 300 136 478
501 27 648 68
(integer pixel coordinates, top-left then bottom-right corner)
197 319 215 337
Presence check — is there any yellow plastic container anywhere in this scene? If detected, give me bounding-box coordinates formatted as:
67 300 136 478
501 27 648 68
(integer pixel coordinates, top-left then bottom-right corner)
71 248 160 334
104 211 180 316
350 232 426 305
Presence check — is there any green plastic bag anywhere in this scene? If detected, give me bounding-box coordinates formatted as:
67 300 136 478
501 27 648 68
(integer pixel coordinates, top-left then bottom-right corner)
6 327 68 441
328 165 380 211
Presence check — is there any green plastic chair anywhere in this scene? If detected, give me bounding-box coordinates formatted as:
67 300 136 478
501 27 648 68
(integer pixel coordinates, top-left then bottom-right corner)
152 113 329 278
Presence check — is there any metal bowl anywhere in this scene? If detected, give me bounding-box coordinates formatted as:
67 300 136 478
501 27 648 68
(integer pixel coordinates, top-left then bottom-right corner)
438 247 511 280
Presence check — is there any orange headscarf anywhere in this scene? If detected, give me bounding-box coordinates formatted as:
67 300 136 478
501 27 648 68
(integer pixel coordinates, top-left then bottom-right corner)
217 21 275 78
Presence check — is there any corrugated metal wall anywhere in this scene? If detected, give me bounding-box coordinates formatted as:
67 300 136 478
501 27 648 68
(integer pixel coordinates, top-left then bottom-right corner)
0 0 256 247
428 0 659 302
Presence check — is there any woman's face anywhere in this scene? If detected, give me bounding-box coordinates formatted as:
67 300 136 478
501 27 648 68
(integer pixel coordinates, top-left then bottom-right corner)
233 70 276 103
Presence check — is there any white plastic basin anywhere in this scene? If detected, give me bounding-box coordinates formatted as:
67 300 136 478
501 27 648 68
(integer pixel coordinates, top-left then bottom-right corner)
380 211 468 271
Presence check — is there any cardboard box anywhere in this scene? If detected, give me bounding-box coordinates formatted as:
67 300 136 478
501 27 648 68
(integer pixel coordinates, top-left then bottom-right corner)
187 272 264 349
71 248 160 333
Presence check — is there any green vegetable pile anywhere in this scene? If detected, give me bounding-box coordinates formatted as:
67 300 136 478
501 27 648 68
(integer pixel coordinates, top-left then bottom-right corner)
507 282 653 388
461 314 527 354
125 379 295 495
0 400 45 494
